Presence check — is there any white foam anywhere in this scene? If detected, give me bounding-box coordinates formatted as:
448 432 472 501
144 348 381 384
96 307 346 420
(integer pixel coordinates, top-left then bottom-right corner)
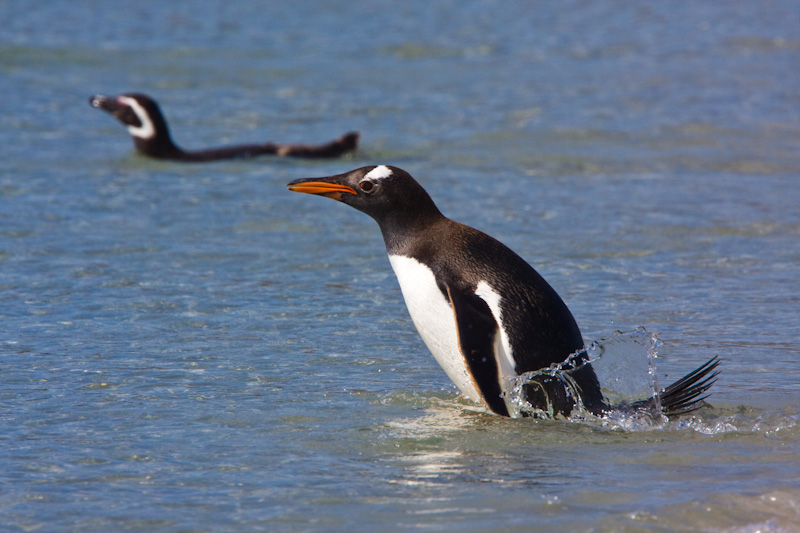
364 165 393 181
118 96 156 140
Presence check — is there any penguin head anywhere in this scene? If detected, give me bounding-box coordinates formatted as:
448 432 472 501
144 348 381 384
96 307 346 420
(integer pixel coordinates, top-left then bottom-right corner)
90 93 175 155
287 165 441 227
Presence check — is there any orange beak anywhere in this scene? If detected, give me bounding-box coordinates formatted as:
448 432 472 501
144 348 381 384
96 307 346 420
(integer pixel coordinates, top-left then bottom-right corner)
287 181 358 201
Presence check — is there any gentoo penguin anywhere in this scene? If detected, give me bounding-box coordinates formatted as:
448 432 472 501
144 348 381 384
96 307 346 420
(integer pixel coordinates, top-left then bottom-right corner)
89 93 359 162
287 165 718 418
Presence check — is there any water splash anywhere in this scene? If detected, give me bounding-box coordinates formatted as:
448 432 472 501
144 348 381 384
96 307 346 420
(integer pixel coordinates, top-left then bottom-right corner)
669 407 800 436
504 328 665 424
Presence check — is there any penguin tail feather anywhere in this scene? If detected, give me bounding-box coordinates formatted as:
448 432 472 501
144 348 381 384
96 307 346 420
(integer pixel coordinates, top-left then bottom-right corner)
656 356 721 417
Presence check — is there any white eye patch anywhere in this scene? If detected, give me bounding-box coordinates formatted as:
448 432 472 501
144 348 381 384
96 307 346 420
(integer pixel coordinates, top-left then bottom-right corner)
118 96 156 140
364 165 393 181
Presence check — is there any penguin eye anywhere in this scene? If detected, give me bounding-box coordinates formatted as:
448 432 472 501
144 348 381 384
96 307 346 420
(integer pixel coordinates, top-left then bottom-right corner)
359 180 375 193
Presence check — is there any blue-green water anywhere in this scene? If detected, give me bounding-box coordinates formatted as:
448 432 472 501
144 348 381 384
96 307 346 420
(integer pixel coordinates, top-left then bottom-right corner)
2 1 800 531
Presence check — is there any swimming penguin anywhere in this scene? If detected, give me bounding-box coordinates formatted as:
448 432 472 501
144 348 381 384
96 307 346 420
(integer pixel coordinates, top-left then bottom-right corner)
287 165 718 418
89 93 359 162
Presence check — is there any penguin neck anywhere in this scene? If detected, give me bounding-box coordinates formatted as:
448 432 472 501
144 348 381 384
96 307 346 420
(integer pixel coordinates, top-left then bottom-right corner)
377 203 447 257
127 106 185 159
132 129 183 159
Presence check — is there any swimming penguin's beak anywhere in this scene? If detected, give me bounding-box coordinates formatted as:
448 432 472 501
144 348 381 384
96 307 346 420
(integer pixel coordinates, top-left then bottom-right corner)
89 94 122 113
287 176 358 201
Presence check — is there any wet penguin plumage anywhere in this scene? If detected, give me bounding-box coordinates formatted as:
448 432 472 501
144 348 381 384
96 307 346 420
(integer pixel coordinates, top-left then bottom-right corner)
288 165 718 418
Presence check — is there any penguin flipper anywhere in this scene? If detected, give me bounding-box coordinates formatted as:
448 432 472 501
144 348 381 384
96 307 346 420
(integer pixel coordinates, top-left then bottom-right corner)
443 284 510 416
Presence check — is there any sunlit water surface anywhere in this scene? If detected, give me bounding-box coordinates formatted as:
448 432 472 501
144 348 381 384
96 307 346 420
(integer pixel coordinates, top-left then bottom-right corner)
2 1 800 531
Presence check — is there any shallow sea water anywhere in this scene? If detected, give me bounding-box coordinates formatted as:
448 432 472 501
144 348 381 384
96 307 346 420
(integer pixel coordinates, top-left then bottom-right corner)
2 1 800 531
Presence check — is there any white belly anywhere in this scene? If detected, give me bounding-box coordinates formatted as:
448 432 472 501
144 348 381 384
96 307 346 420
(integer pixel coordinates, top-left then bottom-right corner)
388 255 482 403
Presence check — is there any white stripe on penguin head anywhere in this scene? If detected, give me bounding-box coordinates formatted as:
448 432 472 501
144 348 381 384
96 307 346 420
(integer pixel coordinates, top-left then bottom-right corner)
118 96 156 140
364 165 393 181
